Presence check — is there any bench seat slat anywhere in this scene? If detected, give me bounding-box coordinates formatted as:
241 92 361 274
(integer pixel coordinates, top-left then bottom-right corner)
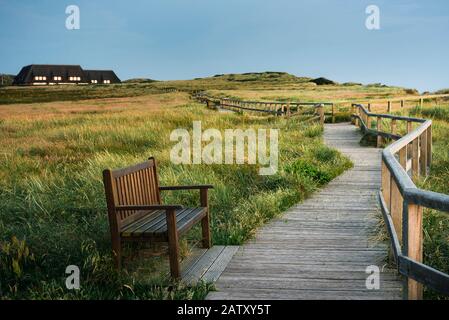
149 208 197 234
120 210 164 235
120 207 206 238
132 208 193 235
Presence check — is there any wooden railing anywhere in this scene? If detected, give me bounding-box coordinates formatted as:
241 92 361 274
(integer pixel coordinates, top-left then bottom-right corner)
193 92 329 123
352 104 449 300
363 94 449 113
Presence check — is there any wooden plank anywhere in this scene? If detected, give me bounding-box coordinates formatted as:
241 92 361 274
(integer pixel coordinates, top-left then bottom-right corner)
207 288 401 300
182 246 224 284
202 246 239 283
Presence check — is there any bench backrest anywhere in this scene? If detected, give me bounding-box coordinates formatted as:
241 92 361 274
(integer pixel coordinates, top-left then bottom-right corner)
103 157 161 231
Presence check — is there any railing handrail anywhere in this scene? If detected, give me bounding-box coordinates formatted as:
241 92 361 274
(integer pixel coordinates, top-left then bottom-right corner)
351 103 449 299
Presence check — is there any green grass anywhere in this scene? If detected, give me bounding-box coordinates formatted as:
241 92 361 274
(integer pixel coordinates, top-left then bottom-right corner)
0 83 165 104
0 97 352 299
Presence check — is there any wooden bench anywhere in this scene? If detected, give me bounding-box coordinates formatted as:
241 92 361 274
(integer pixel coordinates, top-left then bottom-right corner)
102 157 213 279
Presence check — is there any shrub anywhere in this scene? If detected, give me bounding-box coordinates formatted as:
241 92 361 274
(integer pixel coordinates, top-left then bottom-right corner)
284 160 332 184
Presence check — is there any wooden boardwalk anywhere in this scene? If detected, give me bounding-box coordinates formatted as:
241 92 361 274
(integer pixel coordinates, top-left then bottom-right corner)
180 246 239 284
207 123 402 300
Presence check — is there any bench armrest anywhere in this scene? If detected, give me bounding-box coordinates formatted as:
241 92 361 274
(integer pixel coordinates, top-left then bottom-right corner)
159 185 214 191
115 204 183 211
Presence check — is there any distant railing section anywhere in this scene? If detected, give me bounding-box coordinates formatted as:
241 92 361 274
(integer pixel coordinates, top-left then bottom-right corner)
362 94 449 113
351 103 449 300
192 92 333 124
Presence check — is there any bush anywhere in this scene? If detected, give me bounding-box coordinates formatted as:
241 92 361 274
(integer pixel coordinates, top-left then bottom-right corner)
284 160 332 184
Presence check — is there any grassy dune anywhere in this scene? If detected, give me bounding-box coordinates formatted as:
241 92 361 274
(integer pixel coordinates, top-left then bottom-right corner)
0 92 352 299
0 72 418 105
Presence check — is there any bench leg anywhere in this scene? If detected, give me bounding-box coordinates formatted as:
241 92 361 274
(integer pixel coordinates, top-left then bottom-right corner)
200 189 212 249
166 210 181 279
201 212 211 249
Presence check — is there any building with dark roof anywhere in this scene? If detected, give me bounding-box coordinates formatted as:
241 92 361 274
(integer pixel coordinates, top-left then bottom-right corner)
13 64 121 85
84 70 121 84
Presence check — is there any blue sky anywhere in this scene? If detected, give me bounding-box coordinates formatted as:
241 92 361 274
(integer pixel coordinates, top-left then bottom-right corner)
0 0 448 92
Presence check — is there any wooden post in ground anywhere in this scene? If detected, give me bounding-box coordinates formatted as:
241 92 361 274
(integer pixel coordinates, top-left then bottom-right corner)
407 121 413 134
388 101 392 113
286 103 291 118
368 103 371 112
351 105 355 124
318 104 325 125
390 176 403 242
420 130 428 176
412 138 419 181
376 116 382 147
391 119 397 136
332 103 335 123
390 146 407 243
419 98 423 107
427 125 432 168
406 203 423 300
381 160 391 210
401 100 404 108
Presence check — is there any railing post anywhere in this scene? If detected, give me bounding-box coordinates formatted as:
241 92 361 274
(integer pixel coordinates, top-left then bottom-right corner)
381 160 391 210
391 119 397 135
332 103 335 123
366 114 371 130
351 104 355 125
390 177 403 242
405 203 424 300
376 116 382 147
420 130 428 176
412 138 419 181
427 125 432 168
391 146 407 244
318 104 325 125
407 121 412 134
